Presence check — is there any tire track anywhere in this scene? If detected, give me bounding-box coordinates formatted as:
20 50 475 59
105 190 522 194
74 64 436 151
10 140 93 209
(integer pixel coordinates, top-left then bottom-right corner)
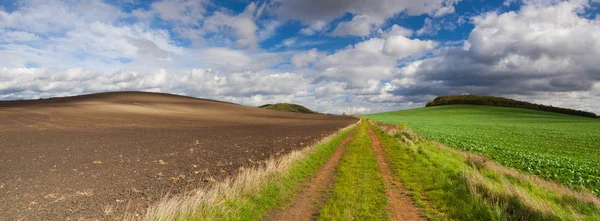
367 124 426 221
264 124 359 221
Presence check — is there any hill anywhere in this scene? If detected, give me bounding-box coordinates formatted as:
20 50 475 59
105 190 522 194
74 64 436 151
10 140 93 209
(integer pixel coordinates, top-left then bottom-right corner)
365 105 600 196
426 95 597 118
258 103 318 114
0 91 356 219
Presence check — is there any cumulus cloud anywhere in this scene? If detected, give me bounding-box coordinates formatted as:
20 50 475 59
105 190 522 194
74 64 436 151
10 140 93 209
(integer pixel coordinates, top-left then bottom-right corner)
382 35 438 58
390 0 600 112
0 67 309 105
202 3 260 47
0 30 40 42
273 0 461 36
198 48 285 73
151 0 208 25
311 31 438 88
291 49 325 68
380 24 414 37
0 0 123 34
174 69 308 97
2 0 600 115
299 21 328 35
331 14 383 36
0 67 168 99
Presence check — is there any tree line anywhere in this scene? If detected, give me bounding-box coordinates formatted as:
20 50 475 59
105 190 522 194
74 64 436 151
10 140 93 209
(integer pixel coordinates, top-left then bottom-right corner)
426 95 598 118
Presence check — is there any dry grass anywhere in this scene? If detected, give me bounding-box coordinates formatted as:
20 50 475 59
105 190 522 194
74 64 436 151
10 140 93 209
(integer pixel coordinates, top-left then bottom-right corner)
126 121 359 221
433 141 600 207
369 120 419 145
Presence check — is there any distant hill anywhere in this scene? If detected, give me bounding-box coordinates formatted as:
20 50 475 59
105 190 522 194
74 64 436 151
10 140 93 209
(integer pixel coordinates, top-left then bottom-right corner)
426 95 597 118
259 103 318 114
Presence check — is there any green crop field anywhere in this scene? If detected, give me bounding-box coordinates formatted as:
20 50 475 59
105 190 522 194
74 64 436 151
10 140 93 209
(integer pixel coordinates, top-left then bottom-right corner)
365 105 600 196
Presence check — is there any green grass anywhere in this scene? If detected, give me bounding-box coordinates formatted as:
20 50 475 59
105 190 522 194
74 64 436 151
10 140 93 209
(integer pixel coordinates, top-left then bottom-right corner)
365 105 600 196
319 123 389 220
371 122 600 221
157 125 355 221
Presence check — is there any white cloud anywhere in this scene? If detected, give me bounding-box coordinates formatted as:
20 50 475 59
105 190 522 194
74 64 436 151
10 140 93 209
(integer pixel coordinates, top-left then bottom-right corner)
299 20 328 35
202 3 260 47
291 49 325 68
0 30 40 42
331 14 382 36
0 67 168 99
312 30 437 88
388 0 600 112
382 35 438 58
151 0 208 25
380 24 414 37
468 1 600 63
416 18 441 36
200 48 253 68
2 0 600 116
175 69 308 97
0 0 123 34
198 48 284 72
274 0 461 36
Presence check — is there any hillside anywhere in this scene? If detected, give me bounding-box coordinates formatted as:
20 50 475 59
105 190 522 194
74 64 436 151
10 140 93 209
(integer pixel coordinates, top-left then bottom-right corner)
258 103 318 114
365 105 600 196
0 91 356 219
426 95 597 118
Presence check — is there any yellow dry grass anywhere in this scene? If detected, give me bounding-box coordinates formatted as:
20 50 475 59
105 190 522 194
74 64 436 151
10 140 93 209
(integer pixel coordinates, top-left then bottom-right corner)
433 141 600 207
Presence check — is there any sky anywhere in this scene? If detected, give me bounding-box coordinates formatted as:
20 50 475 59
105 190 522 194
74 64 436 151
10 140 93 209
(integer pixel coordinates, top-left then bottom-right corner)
1 0 600 114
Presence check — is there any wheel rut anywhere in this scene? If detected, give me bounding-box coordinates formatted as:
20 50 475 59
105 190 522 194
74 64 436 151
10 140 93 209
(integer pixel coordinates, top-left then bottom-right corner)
367 125 426 221
264 124 359 221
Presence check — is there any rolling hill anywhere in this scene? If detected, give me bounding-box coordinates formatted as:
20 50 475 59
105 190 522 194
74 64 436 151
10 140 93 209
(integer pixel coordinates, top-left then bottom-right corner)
0 91 356 220
258 103 318 114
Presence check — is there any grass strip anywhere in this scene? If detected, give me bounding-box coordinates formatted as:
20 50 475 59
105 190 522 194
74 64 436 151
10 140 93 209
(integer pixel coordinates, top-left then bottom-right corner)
370 121 600 221
137 123 357 221
318 122 389 221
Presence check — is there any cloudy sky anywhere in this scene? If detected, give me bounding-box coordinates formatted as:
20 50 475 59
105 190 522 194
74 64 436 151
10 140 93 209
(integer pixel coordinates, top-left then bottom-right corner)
1 0 600 114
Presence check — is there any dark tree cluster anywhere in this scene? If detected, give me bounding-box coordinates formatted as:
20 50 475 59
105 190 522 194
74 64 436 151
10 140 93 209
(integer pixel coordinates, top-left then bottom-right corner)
426 95 598 118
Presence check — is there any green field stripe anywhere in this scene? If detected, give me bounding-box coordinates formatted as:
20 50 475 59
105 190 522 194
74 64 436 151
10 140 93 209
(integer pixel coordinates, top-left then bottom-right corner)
365 105 600 195
318 122 389 221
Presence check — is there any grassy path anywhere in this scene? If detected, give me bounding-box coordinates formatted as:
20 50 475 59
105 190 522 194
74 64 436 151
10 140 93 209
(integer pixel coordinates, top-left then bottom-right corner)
318 122 390 220
264 126 358 220
367 125 425 221
263 121 427 221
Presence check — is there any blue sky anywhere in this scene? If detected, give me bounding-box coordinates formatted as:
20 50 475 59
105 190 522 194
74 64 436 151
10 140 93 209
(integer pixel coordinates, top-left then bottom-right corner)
1 0 600 114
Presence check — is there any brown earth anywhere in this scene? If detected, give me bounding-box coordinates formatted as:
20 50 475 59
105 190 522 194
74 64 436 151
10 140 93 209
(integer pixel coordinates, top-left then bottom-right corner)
0 91 356 220
264 122 358 221
367 125 425 221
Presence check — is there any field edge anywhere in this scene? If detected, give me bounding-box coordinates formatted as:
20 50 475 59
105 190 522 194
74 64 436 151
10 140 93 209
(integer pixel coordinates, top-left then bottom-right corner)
129 119 359 220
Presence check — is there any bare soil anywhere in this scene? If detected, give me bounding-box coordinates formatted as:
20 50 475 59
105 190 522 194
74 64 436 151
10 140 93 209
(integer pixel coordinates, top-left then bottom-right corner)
264 123 358 221
0 92 356 220
367 126 425 221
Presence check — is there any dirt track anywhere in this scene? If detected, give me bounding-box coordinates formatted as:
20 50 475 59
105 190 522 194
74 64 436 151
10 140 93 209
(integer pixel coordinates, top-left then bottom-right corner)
0 92 356 220
367 125 425 221
265 124 357 221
